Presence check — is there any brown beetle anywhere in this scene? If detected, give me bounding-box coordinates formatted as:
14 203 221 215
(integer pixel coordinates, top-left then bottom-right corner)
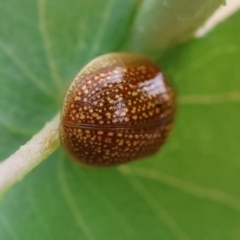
60 53 176 167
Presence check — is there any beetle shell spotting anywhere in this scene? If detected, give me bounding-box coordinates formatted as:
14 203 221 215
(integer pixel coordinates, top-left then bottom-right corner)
60 53 176 167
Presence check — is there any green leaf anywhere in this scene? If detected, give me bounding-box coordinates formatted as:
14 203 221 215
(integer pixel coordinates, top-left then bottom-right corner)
1 0 240 239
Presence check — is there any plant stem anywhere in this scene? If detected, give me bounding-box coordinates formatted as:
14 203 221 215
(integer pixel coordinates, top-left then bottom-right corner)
0 113 60 194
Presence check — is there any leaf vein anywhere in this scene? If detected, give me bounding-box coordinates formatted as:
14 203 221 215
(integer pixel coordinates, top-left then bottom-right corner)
37 0 62 92
71 166 136 236
118 167 190 240
0 117 34 136
57 157 95 240
87 0 116 59
27 180 51 236
120 166 240 213
179 91 240 104
0 39 55 100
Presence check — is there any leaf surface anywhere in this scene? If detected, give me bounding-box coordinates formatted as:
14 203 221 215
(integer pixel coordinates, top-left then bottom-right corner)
1 0 239 239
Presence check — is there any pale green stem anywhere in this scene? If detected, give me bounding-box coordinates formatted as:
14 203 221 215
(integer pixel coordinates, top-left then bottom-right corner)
0 113 60 194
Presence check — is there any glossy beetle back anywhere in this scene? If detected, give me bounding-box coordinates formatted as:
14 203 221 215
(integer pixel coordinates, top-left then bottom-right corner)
60 53 175 167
